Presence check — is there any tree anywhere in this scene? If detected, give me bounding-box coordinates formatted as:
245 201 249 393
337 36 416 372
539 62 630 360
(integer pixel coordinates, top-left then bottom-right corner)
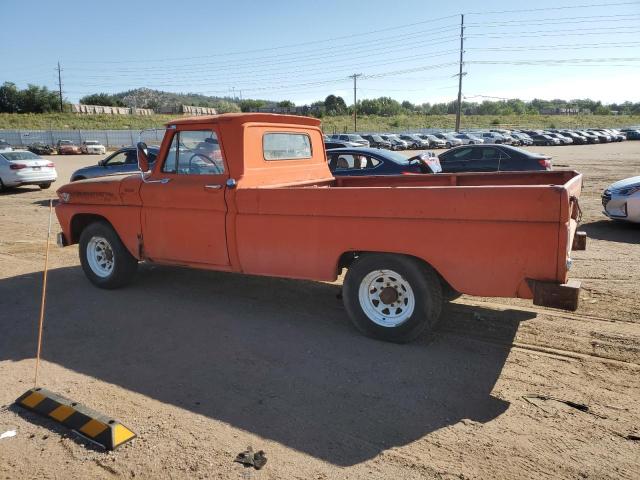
19 84 60 113
401 100 416 112
79 93 125 107
212 100 241 113
324 95 347 115
0 82 21 113
239 99 267 112
278 100 295 108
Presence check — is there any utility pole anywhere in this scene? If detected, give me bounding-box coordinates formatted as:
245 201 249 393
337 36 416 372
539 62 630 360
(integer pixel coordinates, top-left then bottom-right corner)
455 14 465 132
56 61 64 112
349 73 362 132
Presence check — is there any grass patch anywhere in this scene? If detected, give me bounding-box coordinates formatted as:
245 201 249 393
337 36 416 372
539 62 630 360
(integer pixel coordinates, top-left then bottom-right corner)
1 112 639 132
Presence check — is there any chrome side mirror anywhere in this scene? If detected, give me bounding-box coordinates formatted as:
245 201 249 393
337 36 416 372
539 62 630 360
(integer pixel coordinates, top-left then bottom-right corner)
137 142 149 172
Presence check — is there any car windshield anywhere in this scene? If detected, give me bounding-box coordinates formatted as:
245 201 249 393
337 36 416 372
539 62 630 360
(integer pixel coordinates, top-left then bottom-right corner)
59 140 72 145
85 141 99 145
2 151 40 161
371 135 384 141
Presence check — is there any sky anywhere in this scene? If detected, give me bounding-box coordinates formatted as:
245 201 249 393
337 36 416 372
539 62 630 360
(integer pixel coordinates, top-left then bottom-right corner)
3 0 640 105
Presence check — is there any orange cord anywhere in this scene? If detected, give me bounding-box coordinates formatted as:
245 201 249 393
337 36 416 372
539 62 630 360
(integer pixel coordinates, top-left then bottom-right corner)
34 199 53 388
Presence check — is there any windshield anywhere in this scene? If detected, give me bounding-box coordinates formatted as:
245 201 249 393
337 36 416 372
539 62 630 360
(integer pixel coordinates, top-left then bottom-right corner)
371 135 384 142
85 141 99 145
2 151 40 161
59 140 72 145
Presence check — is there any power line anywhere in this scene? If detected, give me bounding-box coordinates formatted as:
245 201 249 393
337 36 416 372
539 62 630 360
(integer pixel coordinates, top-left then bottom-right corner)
465 1 640 16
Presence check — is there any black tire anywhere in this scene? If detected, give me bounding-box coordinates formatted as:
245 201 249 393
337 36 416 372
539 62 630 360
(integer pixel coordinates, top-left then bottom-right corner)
469 141 475 145
441 281 463 302
0 178 4 192
343 254 443 343
39 183 52 189
446 142 452 148
79 221 138 289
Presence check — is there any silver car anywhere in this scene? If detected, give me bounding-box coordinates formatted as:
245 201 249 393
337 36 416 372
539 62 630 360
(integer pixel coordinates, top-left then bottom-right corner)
70 146 159 181
602 176 640 223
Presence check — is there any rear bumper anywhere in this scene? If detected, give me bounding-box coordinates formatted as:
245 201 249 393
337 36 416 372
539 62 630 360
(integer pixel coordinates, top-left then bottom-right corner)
527 279 581 311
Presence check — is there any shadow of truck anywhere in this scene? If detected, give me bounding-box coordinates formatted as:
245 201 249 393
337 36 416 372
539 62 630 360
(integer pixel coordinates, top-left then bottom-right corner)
0 265 534 466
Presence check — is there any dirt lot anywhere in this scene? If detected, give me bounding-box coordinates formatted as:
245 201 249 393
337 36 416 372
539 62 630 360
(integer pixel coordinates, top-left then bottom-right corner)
1 144 639 479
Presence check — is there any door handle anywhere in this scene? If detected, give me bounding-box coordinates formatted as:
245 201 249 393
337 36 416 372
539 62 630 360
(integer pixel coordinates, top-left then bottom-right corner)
204 184 223 190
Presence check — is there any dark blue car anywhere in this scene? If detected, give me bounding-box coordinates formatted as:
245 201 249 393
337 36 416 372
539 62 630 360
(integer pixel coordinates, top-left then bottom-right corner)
326 147 441 176
70 146 160 182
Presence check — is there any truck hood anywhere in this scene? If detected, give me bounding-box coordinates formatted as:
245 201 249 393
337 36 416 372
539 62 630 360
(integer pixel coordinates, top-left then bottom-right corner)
57 174 141 206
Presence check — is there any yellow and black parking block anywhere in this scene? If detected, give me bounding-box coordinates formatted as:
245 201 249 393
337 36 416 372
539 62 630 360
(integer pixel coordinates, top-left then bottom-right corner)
16 388 136 450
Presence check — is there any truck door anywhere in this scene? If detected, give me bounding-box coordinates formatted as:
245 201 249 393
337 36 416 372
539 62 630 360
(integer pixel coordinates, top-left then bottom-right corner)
139 128 230 266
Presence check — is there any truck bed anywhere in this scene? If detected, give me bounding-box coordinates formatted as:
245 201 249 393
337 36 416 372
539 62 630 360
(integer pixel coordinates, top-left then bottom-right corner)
231 170 583 301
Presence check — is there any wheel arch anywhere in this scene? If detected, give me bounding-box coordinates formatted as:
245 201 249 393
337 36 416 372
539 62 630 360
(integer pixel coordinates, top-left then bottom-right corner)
70 213 113 244
336 250 456 294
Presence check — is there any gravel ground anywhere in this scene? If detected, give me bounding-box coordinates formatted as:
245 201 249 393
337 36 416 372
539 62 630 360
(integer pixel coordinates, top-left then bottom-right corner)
0 143 639 479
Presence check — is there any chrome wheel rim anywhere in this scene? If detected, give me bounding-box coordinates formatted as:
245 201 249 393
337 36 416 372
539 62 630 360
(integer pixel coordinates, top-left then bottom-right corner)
87 236 114 278
358 269 415 328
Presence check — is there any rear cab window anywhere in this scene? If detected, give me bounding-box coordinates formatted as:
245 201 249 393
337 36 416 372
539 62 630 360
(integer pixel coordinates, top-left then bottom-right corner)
263 133 312 160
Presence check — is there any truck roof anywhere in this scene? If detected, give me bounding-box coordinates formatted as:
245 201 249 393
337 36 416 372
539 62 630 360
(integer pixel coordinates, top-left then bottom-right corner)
167 112 321 128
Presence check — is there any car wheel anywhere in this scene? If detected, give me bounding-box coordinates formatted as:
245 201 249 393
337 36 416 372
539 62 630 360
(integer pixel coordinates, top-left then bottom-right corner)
0 178 5 192
343 253 443 343
39 183 52 189
469 141 474 145
446 142 452 148
79 221 138 289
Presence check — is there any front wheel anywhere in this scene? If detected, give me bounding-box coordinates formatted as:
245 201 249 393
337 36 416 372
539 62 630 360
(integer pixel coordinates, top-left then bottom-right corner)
446 142 452 148
39 183 51 189
343 254 443 343
79 221 138 289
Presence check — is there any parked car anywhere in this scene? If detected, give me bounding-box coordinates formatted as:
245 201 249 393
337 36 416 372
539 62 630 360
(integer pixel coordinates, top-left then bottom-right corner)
70 146 160 181
57 140 82 155
601 129 626 142
574 131 600 144
81 140 107 155
0 150 57 190
0 140 12 152
326 147 441 176
621 129 640 140
379 134 408 150
531 134 561 146
587 130 612 143
329 134 369 147
509 133 534 146
431 133 462 148
438 144 552 173
602 176 640 223
361 134 392 149
54 113 586 343
28 142 55 155
416 134 446 148
398 134 428 149
557 131 587 145
544 132 573 145
479 132 510 144
454 133 484 145
324 140 361 149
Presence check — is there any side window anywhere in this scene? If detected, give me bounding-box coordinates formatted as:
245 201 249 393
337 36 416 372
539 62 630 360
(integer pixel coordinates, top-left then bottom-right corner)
334 154 373 170
451 148 473 160
105 152 127 166
124 151 138 164
162 130 225 175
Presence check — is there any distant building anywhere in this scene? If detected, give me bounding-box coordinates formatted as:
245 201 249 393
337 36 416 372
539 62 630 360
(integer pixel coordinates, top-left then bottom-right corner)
540 107 589 115
249 105 320 115
72 104 154 115
156 105 217 115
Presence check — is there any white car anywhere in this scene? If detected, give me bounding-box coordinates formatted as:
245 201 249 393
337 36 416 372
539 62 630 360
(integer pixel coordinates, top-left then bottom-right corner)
81 140 107 155
454 133 485 145
0 150 57 190
602 176 640 223
0 140 12 152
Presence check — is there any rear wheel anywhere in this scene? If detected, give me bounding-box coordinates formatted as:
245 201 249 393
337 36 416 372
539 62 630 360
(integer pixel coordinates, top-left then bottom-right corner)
446 142 452 148
469 141 475 145
79 221 138 289
39 183 51 189
343 254 443 343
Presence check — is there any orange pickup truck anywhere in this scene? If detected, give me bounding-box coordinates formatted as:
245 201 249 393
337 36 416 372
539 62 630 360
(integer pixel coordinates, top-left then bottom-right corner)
56 113 586 343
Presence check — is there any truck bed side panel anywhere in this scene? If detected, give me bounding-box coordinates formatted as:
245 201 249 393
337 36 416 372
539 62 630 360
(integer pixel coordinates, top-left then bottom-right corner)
232 185 565 298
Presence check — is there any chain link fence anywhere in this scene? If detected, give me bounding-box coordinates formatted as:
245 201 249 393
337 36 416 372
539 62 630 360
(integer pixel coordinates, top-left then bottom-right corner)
0 128 166 149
